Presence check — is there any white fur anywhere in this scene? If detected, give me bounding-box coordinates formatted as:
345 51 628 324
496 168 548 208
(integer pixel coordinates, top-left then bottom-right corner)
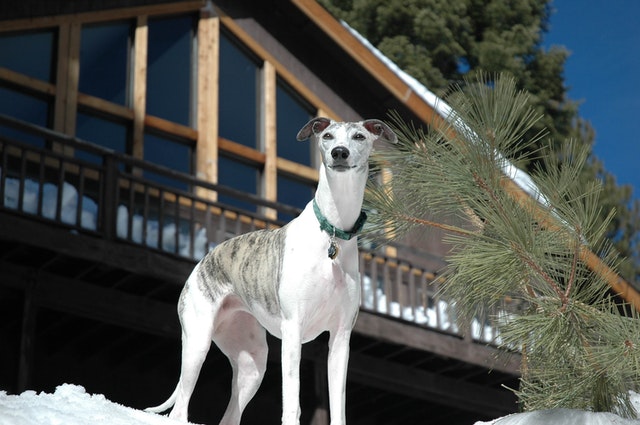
146 118 396 425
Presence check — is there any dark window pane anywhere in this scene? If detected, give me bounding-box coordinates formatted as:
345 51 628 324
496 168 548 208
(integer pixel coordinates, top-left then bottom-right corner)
75 112 128 164
79 22 130 105
0 30 55 82
218 32 259 148
147 16 193 126
276 83 314 165
277 175 314 221
144 133 191 191
218 156 258 212
0 87 50 147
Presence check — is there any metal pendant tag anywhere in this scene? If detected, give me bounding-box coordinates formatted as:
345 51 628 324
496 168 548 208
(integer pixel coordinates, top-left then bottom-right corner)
328 238 339 260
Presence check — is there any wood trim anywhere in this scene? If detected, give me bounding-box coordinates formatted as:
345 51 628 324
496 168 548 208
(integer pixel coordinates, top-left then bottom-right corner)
131 15 148 161
77 92 134 120
276 157 318 184
0 67 56 96
215 8 342 122
290 0 441 125
144 115 197 141
65 22 81 136
219 137 265 166
53 23 71 135
195 11 219 200
0 1 204 32
262 61 278 219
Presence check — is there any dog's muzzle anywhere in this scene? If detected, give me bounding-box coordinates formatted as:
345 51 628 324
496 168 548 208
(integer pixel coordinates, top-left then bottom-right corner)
329 146 353 171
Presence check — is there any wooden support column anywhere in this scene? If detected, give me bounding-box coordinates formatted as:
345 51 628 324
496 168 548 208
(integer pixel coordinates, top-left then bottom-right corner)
262 61 277 220
195 6 220 200
17 282 37 392
132 16 148 162
53 22 80 154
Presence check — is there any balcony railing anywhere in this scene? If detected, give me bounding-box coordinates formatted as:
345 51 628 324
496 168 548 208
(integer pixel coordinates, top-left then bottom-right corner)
0 113 503 345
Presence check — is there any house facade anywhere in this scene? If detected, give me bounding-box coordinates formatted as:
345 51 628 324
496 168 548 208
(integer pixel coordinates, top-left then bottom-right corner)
0 1 521 424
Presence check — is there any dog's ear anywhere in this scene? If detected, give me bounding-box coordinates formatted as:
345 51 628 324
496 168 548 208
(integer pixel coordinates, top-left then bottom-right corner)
296 117 332 141
363 119 397 144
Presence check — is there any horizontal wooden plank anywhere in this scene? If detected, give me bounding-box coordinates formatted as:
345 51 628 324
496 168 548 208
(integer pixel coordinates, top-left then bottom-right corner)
0 66 56 96
0 1 205 31
77 92 134 120
145 115 198 141
354 310 521 375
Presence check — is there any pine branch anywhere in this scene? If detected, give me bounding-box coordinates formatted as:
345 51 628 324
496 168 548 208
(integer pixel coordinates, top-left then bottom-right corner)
365 73 640 416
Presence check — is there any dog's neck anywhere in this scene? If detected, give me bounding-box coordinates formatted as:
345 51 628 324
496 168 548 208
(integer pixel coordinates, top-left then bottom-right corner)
314 164 367 233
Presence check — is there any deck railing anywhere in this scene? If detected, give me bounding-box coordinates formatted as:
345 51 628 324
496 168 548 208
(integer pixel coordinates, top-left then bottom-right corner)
0 113 503 345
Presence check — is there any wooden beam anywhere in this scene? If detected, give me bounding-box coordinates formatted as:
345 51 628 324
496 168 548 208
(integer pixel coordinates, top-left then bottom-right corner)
0 212 194 284
0 260 179 338
132 15 148 161
347 351 517 416
290 0 441 126
17 282 37 392
262 61 277 220
354 311 521 375
216 7 341 121
0 67 56 96
195 9 220 200
0 1 204 32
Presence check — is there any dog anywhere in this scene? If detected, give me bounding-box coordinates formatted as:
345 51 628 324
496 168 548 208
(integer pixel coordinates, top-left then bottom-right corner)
146 117 397 425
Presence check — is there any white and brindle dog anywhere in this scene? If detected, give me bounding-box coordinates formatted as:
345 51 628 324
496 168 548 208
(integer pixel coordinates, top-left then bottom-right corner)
147 117 396 425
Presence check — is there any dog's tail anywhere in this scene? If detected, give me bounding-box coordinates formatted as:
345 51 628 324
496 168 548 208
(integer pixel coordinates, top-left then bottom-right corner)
145 385 178 414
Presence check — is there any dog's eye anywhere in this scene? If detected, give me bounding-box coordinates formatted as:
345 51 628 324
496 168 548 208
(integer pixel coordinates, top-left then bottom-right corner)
353 133 365 141
322 133 334 140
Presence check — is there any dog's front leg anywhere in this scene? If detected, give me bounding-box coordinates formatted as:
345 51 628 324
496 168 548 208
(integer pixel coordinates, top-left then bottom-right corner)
327 328 351 425
281 319 302 425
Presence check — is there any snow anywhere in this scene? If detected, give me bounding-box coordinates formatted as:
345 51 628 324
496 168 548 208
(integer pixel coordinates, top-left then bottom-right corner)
475 409 640 425
0 384 195 425
1 384 638 425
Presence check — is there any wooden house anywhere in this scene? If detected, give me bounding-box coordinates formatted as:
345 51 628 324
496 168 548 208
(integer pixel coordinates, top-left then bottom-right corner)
0 0 604 423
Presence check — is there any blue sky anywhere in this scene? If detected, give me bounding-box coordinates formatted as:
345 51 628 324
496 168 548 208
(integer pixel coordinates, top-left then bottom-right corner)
544 0 640 201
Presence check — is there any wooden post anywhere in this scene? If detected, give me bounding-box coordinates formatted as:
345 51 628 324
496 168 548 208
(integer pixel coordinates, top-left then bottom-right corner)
132 16 148 163
17 281 37 392
262 61 277 220
195 7 220 201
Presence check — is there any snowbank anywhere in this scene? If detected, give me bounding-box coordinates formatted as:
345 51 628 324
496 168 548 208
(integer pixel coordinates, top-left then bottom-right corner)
475 409 640 425
2 384 639 425
0 384 194 425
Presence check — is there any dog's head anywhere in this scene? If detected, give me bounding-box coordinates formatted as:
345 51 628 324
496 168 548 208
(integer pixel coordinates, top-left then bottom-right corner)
296 118 397 172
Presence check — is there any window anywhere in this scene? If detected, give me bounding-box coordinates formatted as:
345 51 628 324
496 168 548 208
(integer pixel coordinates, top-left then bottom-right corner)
276 82 314 165
147 15 194 126
218 155 259 212
0 30 55 82
143 132 192 191
218 31 260 149
276 81 316 218
75 112 128 163
79 22 131 105
0 30 55 146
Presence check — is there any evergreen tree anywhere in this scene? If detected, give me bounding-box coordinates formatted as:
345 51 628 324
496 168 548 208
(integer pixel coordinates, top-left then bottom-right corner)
364 74 640 416
319 0 640 283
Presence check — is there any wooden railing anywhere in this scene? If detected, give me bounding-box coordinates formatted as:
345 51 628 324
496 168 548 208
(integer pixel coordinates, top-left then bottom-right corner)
0 113 503 345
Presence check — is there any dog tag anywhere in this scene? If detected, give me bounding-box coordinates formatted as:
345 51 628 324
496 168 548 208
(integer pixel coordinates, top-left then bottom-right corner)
328 238 339 260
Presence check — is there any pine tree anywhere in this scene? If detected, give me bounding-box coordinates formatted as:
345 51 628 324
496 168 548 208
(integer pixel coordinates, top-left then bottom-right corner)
364 74 640 416
319 0 640 284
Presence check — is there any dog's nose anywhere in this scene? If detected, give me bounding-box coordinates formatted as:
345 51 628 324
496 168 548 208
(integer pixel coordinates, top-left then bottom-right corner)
331 146 350 160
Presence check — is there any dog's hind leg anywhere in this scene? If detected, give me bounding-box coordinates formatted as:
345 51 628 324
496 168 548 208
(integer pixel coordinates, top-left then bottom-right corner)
213 304 268 425
168 282 217 421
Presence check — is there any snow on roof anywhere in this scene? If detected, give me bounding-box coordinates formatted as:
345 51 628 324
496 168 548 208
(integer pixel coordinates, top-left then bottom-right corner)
341 21 549 207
